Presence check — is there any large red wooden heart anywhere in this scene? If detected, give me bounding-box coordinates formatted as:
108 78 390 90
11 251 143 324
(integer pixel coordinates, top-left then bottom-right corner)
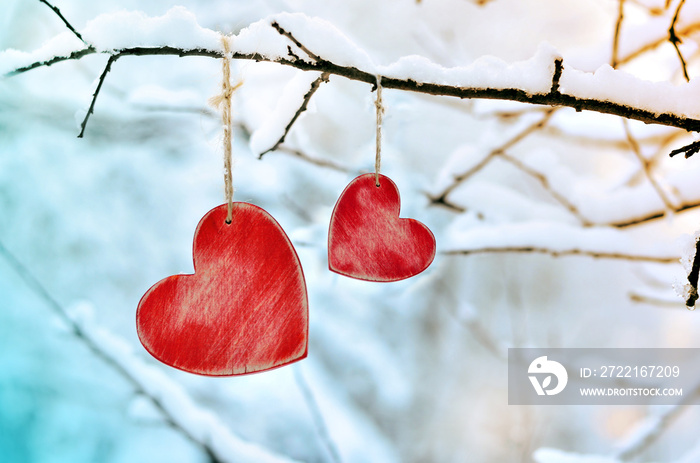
328 173 436 282
136 203 308 376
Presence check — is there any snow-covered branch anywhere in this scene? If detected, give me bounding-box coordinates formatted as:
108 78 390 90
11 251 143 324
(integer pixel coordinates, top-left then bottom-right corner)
445 246 678 263
442 222 681 264
6 8 700 136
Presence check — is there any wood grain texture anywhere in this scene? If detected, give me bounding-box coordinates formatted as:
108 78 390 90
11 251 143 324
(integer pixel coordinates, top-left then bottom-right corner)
136 203 308 376
328 173 436 282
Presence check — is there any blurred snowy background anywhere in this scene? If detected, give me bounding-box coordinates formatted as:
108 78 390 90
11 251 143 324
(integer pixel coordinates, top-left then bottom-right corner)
3 0 700 462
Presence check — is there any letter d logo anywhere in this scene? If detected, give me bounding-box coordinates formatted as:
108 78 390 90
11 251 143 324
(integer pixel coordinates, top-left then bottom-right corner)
528 356 568 396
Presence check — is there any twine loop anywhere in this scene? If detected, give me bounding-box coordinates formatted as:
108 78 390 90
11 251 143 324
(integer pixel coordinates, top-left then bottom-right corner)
374 75 384 187
209 35 241 224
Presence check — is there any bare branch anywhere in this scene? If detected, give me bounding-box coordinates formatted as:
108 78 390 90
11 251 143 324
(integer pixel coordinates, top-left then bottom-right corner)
38 0 89 45
498 152 590 225
275 146 353 173
613 198 700 227
236 117 353 173
619 20 700 65
259 71 330 158
629 292 684 308
669 139 700 158
78 54 118 138
622 119 675 210
429 109 556 208
443 247 679 263
669 0 691 82
612 0 625 68
271 21 321 62
6 47 95 76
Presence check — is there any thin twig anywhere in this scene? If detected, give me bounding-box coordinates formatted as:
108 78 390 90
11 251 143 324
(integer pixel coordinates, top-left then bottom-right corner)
669 139 700 158
271 21 321 62
0 240 223 463
293 366 343 463
443 247 679 263
613 198 700 227
669 0 690 82
275 146 353 173
619 20 700 65
628 292 684 308
8 43 700 133
612 0 625 68
259 72 330 158
38 0 89 45
429 109 556 209
622 119 675 210
78 54 118 138
498 152 590 225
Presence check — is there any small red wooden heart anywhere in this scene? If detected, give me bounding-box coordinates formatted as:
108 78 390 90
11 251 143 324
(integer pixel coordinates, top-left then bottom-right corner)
136 203 308 376
328 173 436 282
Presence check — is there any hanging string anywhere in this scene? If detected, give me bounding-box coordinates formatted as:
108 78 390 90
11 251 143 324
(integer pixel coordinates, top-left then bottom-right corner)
374 75 384 187
209 35 240 224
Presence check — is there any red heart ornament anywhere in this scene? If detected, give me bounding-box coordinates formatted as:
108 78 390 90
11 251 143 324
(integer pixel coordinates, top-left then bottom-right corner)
328 173 436 282
136 203 308 376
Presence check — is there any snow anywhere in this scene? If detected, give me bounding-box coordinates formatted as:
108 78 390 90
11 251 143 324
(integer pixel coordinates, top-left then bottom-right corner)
444 221 678 258
560 63 700 119
69 301 302 463
249 70 323 155
0 30 83 74
82 7 223 52
379 42 561 94
5 1 700 462
5 6 700 126
254 13 376 70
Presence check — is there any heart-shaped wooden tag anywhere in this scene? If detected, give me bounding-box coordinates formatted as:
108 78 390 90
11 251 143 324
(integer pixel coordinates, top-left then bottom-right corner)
136 203 308 376
328 173 436 282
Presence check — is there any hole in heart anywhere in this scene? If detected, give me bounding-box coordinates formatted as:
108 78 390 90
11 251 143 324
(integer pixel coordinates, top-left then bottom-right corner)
225 219 232 224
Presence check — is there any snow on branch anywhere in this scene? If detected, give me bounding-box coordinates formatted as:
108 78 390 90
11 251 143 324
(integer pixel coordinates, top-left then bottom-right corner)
679 233 700 308
6 8 700 136
445 246 678 263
